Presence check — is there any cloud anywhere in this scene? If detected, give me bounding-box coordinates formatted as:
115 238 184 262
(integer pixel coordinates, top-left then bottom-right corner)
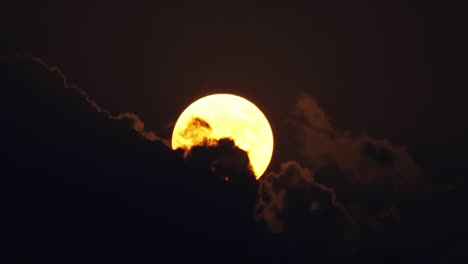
256 161 354 258
256 94 423 257
174 116 215 152
115 112 162 141
0 56 260 262
3 56 458 263
186 138 256 183
290 95 421 219
256 161 349 232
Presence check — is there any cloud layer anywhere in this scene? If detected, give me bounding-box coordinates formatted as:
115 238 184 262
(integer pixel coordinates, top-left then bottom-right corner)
256 94 423 259
2 56 464 264
1 57 260 263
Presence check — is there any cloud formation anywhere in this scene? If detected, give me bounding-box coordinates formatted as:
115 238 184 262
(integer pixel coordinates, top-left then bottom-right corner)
256 94 423 258
292 95 421 213
3 56 461 264
1 57 260 263
257 161 338 232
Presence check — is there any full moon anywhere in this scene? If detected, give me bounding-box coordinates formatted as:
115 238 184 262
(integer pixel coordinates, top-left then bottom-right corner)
171 94 274 179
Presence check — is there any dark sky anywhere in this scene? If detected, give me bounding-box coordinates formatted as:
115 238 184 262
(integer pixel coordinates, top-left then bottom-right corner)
2 2 468 262
2 1 465 150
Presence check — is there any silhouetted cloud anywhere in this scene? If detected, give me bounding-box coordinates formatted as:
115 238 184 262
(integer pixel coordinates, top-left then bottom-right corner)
186 138 255 182
291 95 421 221
2 56 464 264
0 56 259 263
256 161 350 231
256 161 354 260
255 94 424 259
116 112 162 142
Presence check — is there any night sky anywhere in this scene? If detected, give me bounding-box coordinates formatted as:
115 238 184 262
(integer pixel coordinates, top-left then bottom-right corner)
2 1 467 263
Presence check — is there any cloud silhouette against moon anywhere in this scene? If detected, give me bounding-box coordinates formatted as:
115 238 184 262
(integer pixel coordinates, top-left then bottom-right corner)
2 56 463 264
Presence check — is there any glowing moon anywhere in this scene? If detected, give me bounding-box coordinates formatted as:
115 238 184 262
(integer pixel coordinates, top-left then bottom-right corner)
171 94 274 179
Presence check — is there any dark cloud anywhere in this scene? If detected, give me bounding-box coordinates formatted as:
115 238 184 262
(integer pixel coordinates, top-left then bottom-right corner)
1 56 162 145
256 161 354 262
2 56 466 264
116 112 162 142
256 161 352 233
256 94 425 260
290 95 421 220
186 138 255 183
0 57 260 263
257 162 336 232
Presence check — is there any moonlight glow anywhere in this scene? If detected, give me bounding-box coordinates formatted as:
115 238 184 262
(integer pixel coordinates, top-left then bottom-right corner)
171 94 274 178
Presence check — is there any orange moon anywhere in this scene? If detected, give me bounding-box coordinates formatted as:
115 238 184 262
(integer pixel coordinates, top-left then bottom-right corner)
171 94 274 179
